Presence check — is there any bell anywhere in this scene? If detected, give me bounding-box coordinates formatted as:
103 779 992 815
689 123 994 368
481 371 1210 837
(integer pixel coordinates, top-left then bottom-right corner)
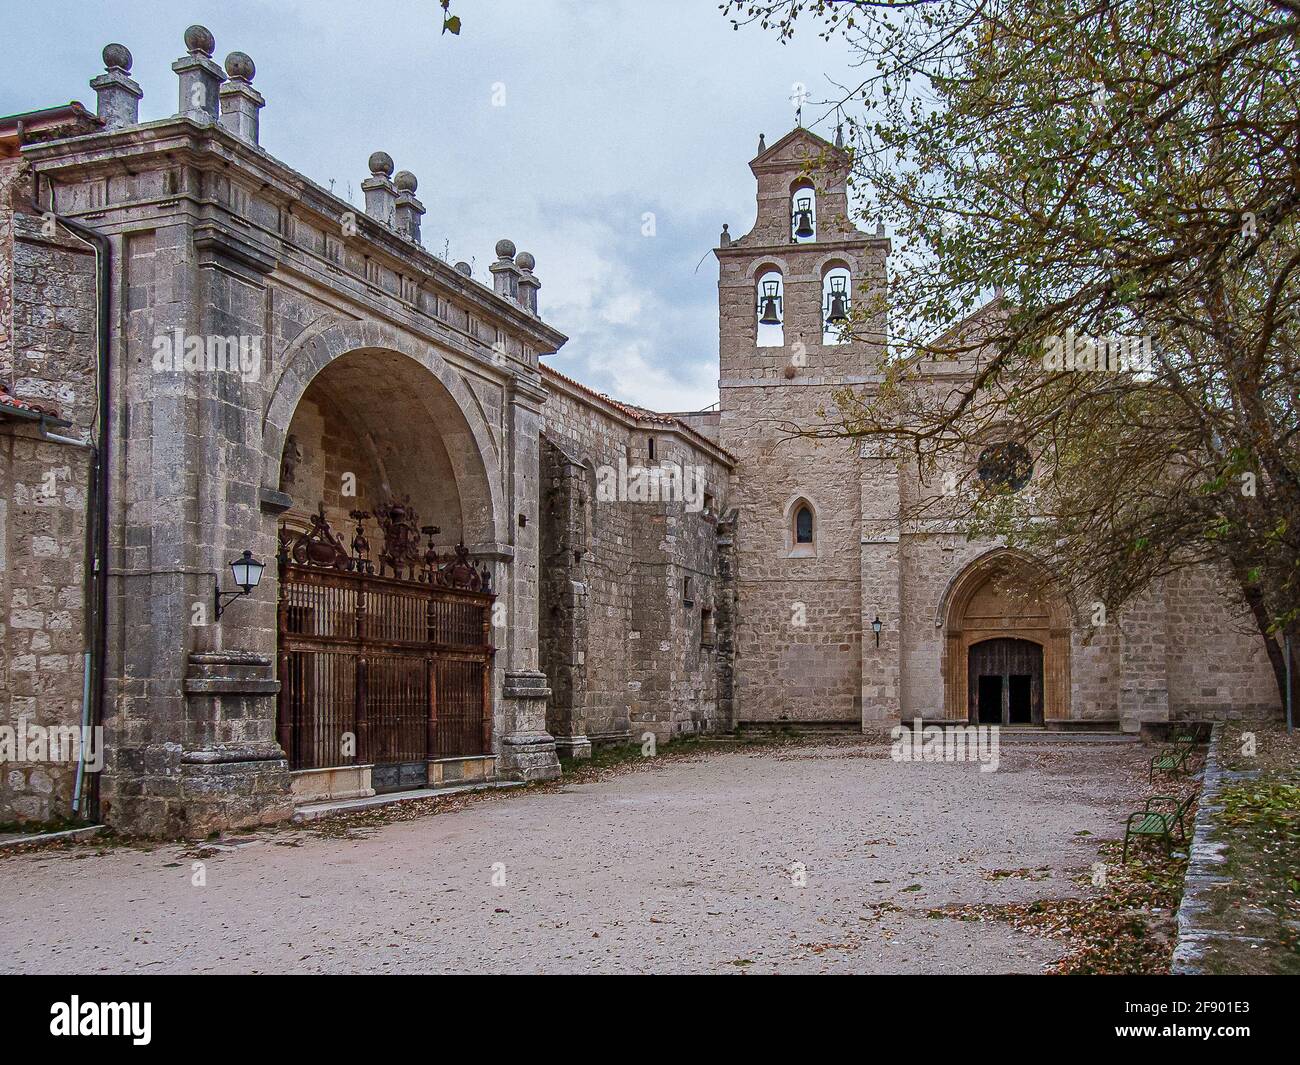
793 208 814 239
759 295 782 326
827 292 848 323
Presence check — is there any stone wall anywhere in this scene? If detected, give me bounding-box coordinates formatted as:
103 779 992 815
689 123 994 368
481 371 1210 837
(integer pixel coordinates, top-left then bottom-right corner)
0 156 98 824
1164 566 1278 720
540 368 733 745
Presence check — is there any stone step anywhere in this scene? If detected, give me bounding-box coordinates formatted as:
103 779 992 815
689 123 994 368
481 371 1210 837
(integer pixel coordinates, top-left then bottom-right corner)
291 780 524 822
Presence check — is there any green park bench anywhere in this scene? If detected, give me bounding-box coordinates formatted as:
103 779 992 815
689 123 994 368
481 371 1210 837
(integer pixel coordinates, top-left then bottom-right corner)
1122 793 1196 863
1149 741 1195 782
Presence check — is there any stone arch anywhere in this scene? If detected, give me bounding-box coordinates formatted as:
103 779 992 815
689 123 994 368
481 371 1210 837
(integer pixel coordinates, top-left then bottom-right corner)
263 319 504 546
746 255 792 280
939 548 1072 720
812 252 853 277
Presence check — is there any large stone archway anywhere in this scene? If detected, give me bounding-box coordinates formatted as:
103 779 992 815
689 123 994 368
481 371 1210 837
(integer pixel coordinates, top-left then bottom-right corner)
261 327 520 802
262 319 504 548
940 550 1072 721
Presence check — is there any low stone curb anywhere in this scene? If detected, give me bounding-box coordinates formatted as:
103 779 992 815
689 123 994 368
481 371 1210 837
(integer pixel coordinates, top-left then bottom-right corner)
291 780 523 822
1170 724 1254 974
0 824 105 850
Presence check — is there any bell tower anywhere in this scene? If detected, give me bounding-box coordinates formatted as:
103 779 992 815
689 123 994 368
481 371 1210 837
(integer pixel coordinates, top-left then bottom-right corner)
716 127 896 732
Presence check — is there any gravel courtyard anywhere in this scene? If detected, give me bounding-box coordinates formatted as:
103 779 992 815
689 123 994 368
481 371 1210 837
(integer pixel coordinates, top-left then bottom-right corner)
0 737 1150 974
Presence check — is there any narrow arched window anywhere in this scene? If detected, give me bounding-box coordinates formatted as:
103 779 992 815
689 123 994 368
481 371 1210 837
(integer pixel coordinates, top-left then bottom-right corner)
756 268 785 347
648 436 656 461
795 505 814 544
791 184 817 243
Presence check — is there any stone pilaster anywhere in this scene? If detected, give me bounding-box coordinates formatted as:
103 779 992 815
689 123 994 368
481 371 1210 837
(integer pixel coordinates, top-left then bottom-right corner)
860 437 902 733
1119 577 1171 731
500 670 561 780
539 438 592 758
714 506 738 730
179 652 290 834
498 377 560 779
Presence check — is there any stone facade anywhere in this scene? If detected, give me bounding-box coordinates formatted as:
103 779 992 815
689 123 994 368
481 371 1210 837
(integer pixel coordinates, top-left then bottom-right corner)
0 29 1279 835
717 127 1278 733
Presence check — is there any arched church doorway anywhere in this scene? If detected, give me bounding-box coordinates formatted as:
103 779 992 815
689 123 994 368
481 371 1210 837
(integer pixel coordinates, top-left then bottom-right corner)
968 637 1044 724
941 550 1071 721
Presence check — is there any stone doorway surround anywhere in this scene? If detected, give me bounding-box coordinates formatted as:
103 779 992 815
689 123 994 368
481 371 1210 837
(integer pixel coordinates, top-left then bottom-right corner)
940 549 1071 721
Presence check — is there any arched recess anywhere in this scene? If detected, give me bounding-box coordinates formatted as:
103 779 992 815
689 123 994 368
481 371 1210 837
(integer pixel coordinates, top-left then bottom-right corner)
939 548 1071 721
263 319 504 548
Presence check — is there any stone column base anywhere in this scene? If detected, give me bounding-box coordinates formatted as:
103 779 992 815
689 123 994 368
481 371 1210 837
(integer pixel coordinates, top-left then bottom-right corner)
108 741 292 837
105 650 294 836
499 670 561 781
553 735 593 759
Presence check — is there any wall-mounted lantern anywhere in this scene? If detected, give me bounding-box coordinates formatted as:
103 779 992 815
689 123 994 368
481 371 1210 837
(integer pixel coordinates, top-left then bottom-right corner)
215 549 266 619
872 614 883 648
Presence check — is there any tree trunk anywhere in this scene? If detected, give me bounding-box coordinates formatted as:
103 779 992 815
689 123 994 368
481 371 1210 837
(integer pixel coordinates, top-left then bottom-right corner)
1233 566 1288 719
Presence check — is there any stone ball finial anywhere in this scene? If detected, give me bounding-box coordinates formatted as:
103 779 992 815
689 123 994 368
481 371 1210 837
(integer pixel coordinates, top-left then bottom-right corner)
224 51 255 81
454 261 473 276
368 151 394 177
516 251 535 272
494 238 516 260
102 43 133 73
184 25 216 57
394 170 418 193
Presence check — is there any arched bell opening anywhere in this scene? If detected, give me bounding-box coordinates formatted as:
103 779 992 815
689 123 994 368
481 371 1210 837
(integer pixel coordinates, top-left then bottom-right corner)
790 180 817 243
755 267 786 348
821 262 852 345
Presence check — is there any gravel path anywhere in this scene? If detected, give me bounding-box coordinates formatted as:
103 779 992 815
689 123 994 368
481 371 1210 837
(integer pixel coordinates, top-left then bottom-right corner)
0 738 1145 974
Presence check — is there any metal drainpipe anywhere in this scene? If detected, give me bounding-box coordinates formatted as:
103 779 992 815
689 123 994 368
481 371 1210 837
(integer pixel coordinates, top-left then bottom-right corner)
30 178 111 822
37 417 97 815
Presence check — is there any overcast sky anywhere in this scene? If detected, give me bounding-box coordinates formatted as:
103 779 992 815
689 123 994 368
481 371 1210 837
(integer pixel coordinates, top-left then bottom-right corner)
0 0 862 411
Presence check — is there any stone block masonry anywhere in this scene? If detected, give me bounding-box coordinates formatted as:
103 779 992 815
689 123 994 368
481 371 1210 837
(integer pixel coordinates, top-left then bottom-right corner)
0 152 98 825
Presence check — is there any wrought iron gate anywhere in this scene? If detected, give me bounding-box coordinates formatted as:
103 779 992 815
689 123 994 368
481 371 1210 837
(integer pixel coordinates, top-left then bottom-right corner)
277 502 495 790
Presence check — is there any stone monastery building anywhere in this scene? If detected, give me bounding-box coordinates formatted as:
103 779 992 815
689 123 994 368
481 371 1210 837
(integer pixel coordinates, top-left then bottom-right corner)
0 27 1278 834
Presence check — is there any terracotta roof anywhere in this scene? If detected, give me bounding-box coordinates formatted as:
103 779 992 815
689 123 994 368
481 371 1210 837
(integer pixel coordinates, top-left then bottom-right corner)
0 383 63 422
0 102 101 158
539 364 734 464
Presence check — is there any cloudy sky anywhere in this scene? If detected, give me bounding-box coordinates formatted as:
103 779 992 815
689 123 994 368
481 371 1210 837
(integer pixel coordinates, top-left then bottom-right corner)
0 0 862 411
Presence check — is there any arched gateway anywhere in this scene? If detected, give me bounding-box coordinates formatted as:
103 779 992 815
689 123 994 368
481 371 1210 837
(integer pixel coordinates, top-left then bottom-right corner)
268 343 502 796
941 550 1071 722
